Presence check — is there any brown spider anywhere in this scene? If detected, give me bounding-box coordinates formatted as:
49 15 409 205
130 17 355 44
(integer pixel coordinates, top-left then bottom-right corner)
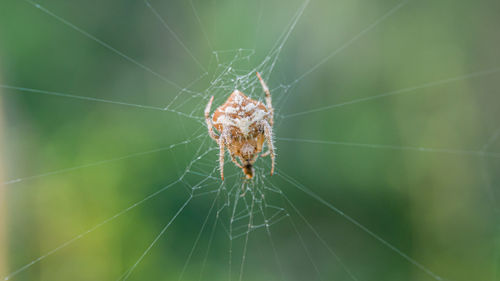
204 72 275 180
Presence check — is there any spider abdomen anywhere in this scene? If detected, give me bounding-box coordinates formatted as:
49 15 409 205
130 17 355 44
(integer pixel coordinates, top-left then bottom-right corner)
212 90 270 137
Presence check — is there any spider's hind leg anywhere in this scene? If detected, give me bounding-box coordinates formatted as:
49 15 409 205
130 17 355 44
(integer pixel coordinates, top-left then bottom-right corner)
218 140 225 180
263 122 275 176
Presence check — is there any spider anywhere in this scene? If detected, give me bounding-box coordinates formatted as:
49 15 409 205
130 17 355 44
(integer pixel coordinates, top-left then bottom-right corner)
205 72 275 180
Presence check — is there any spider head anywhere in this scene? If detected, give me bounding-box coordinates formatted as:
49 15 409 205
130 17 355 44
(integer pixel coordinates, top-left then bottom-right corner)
240 142 256 159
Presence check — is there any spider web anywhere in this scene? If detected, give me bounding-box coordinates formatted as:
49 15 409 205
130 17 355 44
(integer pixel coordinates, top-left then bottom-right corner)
1 0 499 280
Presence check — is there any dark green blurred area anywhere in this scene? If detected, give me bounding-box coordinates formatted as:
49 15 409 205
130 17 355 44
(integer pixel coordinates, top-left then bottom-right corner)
1 0 500 280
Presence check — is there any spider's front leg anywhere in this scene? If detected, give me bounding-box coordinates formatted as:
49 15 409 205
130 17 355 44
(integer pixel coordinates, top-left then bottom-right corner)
256 72 273 126
263 121 275 176
205 96 219 141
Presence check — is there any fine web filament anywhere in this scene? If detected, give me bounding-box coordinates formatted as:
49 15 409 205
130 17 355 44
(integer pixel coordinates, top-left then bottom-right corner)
3 0 498 280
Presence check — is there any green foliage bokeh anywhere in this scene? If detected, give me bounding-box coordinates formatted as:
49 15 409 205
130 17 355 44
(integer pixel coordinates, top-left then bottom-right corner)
1 0 499 280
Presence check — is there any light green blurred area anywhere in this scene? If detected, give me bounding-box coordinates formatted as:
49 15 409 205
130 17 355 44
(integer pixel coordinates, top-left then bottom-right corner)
1 0 500 280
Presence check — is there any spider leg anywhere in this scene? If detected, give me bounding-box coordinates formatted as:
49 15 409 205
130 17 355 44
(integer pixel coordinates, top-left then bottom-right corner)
249 154 260 167
218 139 225 180
256 72 273 125
205 96 219 141
260 138 271 157
230 153 244 169
263 121 275 176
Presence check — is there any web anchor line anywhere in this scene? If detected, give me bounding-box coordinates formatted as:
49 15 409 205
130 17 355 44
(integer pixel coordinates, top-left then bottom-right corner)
288 0 409 88
0 85 203 122
118 195 193 281
144 0 207 72
3 134 205 186
277 137 500 159
271 0 409 114
276 168 445 281
282 67 500 119
2 140 217 280
22 0 206 92
261 171 359 281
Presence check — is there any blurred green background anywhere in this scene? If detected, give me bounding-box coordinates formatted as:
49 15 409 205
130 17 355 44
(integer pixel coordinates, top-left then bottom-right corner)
1 0 500 280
